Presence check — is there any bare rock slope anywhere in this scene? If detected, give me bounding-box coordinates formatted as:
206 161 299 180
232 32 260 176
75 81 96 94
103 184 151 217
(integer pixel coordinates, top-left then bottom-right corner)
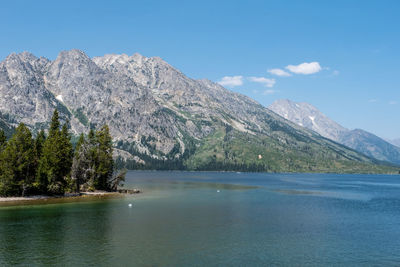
0 50 396 172
269 99 400 165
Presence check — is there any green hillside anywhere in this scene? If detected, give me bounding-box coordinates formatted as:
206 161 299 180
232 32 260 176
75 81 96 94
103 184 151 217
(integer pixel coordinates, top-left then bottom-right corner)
184 125 399 174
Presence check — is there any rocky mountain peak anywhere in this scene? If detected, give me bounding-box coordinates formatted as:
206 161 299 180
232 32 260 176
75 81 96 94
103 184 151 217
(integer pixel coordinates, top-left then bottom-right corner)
269 99 348 141
0 51 48 90
93 53 130 66
57 49 90 60
45 49 105 94
269 99 400 165
3 51 37 69
131 52 146 62
53 49 97 68
0 50 397 172
48 49 101 76
93 52 185 92
5 51 38 63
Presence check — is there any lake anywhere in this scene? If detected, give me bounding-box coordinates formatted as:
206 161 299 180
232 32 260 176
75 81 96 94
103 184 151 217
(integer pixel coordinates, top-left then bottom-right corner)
1 171 400 266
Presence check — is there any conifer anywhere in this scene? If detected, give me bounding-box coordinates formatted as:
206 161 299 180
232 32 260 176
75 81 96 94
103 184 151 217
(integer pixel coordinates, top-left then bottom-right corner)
0 114 124 196
34 130 46 160
0 129 6 151
37 109 71 195
0 123 35 196
75 133 85 154
59 122 73 180
95 125 114 190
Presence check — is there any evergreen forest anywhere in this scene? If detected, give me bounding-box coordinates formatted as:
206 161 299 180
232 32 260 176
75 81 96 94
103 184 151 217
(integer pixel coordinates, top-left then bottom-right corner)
0 109 125 197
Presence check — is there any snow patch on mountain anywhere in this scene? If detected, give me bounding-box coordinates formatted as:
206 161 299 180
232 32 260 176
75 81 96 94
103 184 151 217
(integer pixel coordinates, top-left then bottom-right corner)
268 99 400 165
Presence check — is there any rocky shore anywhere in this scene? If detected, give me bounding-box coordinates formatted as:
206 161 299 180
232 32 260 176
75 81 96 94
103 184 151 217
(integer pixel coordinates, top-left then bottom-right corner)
0 189 141 206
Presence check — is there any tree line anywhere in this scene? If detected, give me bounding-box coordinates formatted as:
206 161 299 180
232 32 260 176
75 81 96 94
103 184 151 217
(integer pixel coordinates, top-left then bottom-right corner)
0 110 125 197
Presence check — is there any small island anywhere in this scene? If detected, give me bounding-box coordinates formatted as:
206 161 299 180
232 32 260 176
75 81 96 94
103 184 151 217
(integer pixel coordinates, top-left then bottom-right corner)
0 109 137 205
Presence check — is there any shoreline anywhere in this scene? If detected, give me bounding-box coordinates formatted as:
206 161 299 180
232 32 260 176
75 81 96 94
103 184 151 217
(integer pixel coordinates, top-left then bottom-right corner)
123 169 400 176
0 189 141 207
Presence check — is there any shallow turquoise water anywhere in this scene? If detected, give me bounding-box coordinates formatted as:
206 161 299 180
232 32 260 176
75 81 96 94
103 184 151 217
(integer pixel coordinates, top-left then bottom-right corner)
1 171 400 266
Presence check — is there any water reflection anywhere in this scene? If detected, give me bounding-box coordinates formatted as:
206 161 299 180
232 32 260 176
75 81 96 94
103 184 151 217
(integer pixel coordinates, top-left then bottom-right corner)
1 171 400 266
0 201 114 266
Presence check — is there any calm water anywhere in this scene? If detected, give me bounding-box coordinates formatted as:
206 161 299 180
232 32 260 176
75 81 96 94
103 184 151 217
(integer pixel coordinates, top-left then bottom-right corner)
1 171 400 266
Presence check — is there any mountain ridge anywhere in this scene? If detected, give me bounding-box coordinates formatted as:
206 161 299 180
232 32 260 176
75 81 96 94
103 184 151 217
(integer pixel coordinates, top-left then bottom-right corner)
269 99 400 165
0 49 398 173
268 99 347 141
388 138 400 148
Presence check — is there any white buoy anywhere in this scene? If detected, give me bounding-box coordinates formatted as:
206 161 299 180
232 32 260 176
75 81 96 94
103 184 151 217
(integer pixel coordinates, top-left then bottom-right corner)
217 190 220 193
128 203 133 207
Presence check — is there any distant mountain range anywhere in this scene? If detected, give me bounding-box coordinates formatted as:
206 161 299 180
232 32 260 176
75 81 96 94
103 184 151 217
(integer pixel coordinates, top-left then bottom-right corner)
269 99 400 165
0 50 397 173
388 138 400 148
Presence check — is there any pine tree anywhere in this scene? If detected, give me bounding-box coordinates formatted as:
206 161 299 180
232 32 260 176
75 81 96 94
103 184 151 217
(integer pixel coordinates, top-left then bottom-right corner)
59 122 73 180
37 110 72 195
71 133 86 192
32 130 46 191
35 130 46 158
109 168 126 191
49 109 60 137
86 128 98 190
88 128 96 145
72 126 119 192
71 135 97 192
0 123 35 196
0 114 122 196
95 125 114 190
37 111 60 194
75 133 85 153
0 129 6 151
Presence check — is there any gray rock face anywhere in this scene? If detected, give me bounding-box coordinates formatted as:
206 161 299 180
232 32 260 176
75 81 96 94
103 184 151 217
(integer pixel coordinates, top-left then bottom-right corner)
0 52 58 128
269 99 347 141
0 50 382 168
0 50 279 158
269 99 400 165
339 129 400 165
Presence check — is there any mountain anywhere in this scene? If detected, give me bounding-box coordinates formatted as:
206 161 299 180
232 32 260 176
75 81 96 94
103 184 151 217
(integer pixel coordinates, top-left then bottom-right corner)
339 129 400 164
388 138 400 148
268 99 347 141
269 99 400 165
0 50 397 173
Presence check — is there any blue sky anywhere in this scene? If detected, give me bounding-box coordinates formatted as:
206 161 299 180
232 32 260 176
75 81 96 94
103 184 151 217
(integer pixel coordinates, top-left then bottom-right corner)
0 0 399 139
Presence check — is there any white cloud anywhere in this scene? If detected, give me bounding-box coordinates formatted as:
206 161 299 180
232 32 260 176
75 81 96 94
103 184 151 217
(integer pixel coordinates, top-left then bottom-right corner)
368 99 378 103
267 68 291 77
217 75 243 87
285 62 322 75
262 89 277 95
332 70 340 76
389 101 398 105
248 77 276 88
